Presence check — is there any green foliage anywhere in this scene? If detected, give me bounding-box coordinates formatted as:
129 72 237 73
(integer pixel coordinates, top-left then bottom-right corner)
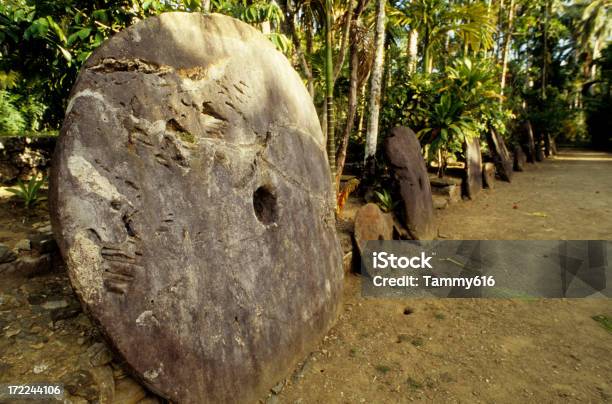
395 0 496 72
445 57 508 135
381 71 437 132
211 0 291 52
374 189 397 213
418 92 479 158
0 0 291 134
0 90 26 134
374 364 391 374
384 57 506 164
0 86 47 135
528 86 584 142
585 43 612 148
6 176 47 208
592 314 612 334
233 0 284 25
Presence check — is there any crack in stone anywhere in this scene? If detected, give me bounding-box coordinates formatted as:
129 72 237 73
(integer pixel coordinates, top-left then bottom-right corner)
88 58 173 75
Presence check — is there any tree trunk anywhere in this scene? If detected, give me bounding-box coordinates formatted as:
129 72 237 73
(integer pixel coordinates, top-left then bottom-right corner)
335 0 369 191
202 0 210 13
380 39 391 115
500 0 515 99
407 29 418 74
541 0 550 99
335 41 359 192
325 0 336 183
333 0 355 81
591 37 601 79
494 0 506 61
286 5 314 98
356 83 367 139
364 0 386 164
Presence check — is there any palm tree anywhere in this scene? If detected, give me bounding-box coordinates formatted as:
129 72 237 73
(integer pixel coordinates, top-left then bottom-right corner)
499 0 517 97
364 0 386 165
578 0 611 79
399 0 495 73
334 0 370 191
324 0 336 181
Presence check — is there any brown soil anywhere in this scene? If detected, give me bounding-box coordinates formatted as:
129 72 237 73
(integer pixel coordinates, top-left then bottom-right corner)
434 149 612 240
277 149 612 403
1 149 611 403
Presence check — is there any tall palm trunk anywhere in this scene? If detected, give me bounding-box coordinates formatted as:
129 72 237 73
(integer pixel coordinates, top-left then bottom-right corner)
541 0 550 99
357 84 368 138
335 0 368 191
407 29 418 74
365 0 386 165
500 0 515 99
335 40 360 191
423 28 433 73
325 0 336 182
202 0 210 13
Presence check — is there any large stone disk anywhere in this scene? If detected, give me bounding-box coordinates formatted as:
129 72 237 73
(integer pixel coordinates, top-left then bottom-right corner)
50 13 342 403
383 127 435 240
486 129 513 182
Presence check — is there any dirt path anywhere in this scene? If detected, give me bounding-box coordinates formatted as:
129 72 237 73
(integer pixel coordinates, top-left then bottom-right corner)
277 149 612 403
1 149 610 403
435 149 612 240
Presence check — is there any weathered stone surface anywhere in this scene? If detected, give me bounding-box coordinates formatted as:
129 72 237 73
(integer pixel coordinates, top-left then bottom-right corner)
486 129 513 182
550 137 558 155
114 378 147 404
431 183 461 204
536 141 545 161
63 370 100 402
521 121 537 163
336 220 355 274
50 12 342 404
513 146 527 171
353 203 394 254
482 162 495 189
0 137 55 185
383 127 435 240
432 195 449 210
463 137 482 199
0 244 16 264
14 254 53 277
15 239 31 251
429 176 462 187
29 232 58 254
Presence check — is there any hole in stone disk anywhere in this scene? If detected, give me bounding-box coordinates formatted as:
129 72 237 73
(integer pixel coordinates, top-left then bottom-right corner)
253 186 277 225
403 307 414 315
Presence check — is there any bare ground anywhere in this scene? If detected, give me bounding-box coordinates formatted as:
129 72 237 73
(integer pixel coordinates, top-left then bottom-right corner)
1 149 611 403
277 149 612 403
434 149 612 240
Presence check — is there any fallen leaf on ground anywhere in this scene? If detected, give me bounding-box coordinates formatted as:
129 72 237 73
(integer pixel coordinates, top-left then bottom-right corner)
526 212 548 217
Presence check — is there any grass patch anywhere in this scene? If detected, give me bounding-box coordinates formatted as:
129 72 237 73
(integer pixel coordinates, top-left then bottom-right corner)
406 377 423 390
397 334 411 343
349 348 358 358
592 315 612 333
374 364 391 374
411 337 424 347
434 312 446 320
